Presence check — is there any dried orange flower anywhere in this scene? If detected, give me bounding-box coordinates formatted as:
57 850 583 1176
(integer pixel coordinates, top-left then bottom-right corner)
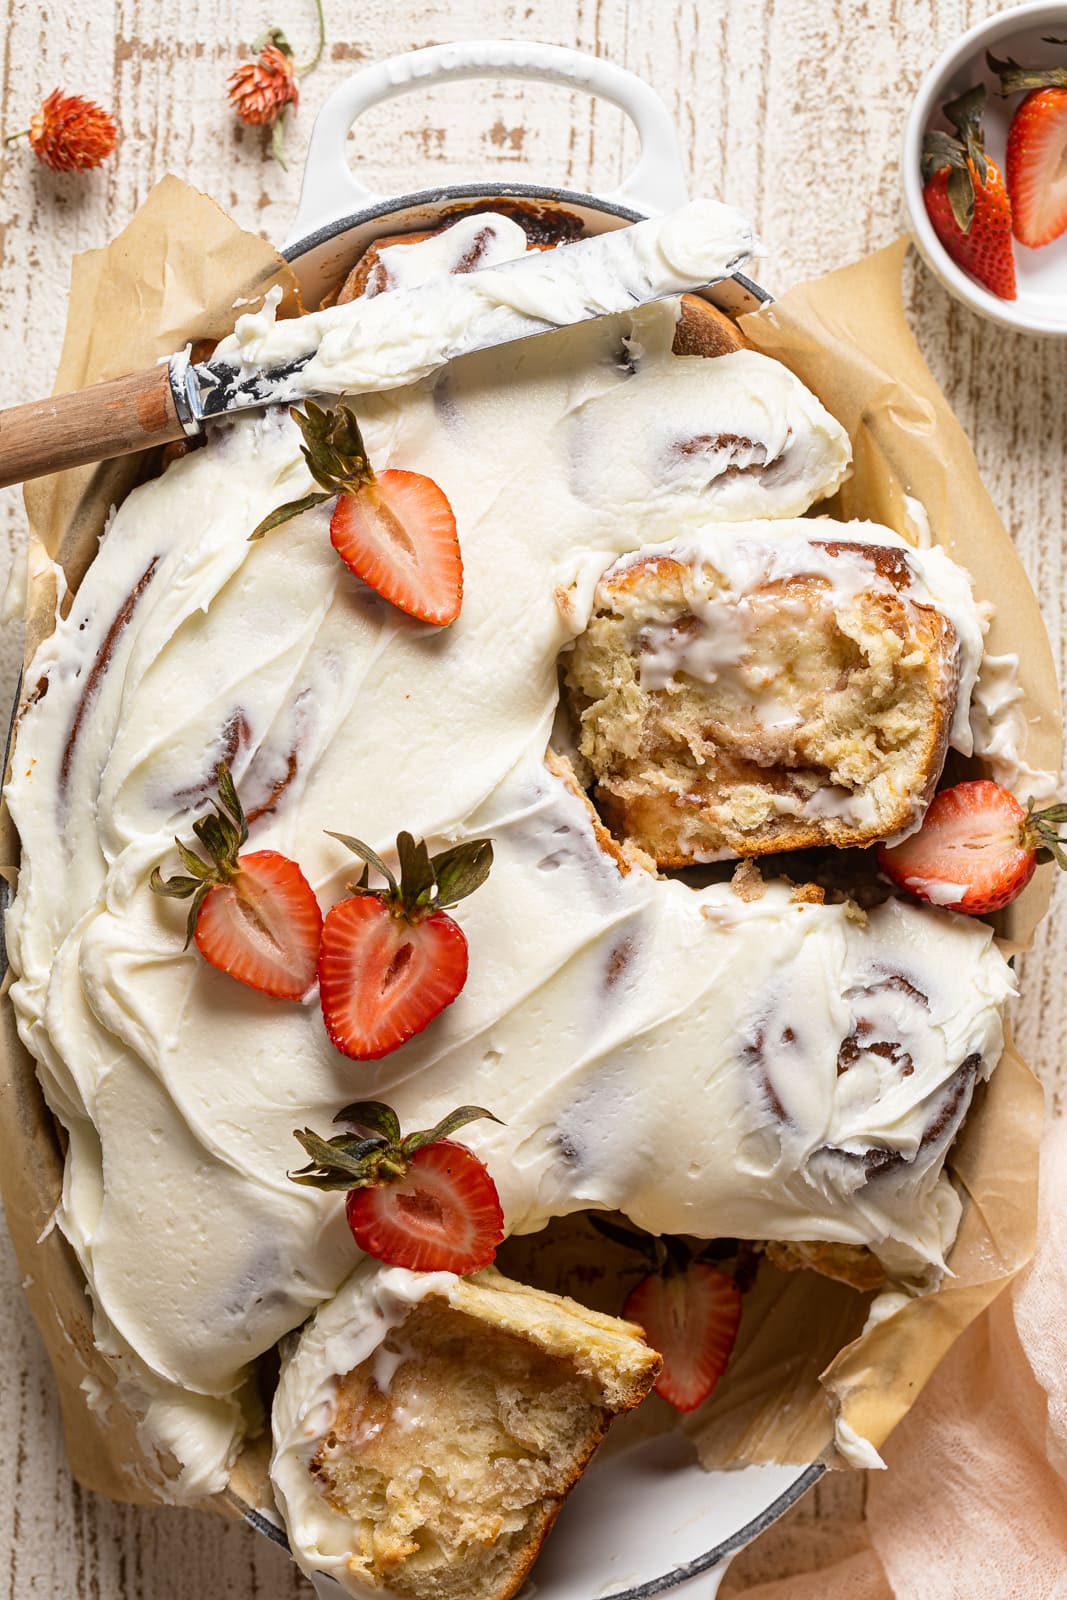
227 3 325 169
5 89 118 172
228 33 299 127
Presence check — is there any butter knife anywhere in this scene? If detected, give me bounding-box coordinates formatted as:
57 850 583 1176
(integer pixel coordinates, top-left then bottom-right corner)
0 199 756 490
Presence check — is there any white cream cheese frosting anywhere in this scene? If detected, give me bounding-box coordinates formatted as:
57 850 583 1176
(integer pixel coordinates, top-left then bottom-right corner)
2 217 1020 1501
357 212 534 297
970 650 1058 803
211 197 759 400
581 519 986 752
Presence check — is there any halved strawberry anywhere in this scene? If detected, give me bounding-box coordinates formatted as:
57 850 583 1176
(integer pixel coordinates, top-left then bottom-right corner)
151 760 322 998
193 849 323 997
989 53 1067 247
250 401 462 626
291 1100 504 1273
921 85 1017 299
1007 87 1067 245
319 896 468 1059
346 1140 503 1272
877 780 1067 915
624 1262 742 1413
330 468 461 626
319 828 492 1060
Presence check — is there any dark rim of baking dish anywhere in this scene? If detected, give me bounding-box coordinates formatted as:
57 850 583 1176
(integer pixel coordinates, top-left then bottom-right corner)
241 1462 825 1596
281 178 772 310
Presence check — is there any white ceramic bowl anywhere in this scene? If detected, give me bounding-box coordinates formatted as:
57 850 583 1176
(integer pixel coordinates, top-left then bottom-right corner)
901 2 1067 334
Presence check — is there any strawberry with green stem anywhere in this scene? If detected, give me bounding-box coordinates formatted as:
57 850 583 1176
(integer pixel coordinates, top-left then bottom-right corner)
291 1100 504 1273
922 84 1017 299
988 50 1067 248
589 1216 745 1413
877 780 1067 915
251 402 463 626
151 760 322 998
318 829 493 1060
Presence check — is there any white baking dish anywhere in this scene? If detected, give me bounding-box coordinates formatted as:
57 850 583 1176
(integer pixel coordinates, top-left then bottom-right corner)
237 36 821 1600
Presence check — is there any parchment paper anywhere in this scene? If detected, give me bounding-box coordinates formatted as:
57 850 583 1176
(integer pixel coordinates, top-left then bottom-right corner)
0 185 1056 1514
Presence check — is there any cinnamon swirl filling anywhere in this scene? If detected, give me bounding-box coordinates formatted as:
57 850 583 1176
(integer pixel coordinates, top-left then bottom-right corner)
743 939 989 1196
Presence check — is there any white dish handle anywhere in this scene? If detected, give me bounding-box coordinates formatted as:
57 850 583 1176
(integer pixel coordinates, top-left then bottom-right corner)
289 38 689 244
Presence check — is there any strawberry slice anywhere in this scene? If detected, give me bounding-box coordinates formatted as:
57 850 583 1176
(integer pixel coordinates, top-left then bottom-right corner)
877 780 1067 915
346 1140 503 1273
330 468 461 626
250 401 462 626
922 85 1017 299
194 849 323 998
989 53 1067 247
319 896 468 1060
318 828 492 1060
624 1262 742 1413
291 1101 504 1274
151 761 322 999
1007 87 1067 245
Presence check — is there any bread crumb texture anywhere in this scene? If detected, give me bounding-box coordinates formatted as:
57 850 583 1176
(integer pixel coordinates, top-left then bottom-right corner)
564 545 958 864
310 1269 659 1600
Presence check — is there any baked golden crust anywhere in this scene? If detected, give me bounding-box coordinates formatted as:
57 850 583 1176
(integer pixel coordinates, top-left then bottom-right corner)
563 542 959 865
762 1239 889 1293
672 292 751 357
333 220 557 305
544 747 649 876
336 228 437 303
309 1267 659 1600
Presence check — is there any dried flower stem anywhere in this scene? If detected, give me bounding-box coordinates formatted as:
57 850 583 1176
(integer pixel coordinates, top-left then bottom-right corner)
298 0 326 74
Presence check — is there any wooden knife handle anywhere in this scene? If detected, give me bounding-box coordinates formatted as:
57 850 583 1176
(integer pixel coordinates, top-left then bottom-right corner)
0 365 190 489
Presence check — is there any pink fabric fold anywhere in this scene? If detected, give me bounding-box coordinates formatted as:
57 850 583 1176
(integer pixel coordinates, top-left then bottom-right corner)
732 1113 1067 1597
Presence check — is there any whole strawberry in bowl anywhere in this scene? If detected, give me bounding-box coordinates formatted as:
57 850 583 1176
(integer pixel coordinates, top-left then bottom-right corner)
903 4 1067 334
920 87 1017 302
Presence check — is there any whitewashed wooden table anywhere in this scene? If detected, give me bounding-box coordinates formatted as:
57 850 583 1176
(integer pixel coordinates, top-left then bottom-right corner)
0 0 1064 1593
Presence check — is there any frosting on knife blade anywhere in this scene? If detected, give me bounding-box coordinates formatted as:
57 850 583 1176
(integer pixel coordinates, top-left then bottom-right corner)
204 198 759 405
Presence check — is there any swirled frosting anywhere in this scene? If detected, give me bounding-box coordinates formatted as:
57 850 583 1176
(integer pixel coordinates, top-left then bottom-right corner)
3 220 1018 1500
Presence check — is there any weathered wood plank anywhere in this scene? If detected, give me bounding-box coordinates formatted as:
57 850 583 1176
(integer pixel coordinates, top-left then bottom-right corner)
0 0 1062 1592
